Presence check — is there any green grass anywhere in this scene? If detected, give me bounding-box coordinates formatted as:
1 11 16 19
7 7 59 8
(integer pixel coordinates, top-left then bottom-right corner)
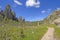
23 26 47 40
2 21 60 40
44 23 60 40
46 23 60 40
55 27 60 37
54 27 60 40
0 24 47 40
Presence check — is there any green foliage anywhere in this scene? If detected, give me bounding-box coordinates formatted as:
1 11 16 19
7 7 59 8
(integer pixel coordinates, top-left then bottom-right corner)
0 21 48 40
54 27 60 40
0 4 25 22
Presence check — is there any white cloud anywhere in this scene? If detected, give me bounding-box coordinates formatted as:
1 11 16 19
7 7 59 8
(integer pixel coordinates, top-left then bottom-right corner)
41 9 51 14
56 8 60 11
26 0 40 8
14 0 22 5
41 10 46 13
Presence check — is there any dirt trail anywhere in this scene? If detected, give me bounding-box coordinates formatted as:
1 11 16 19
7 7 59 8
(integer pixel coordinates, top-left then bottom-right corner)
41 27 54 40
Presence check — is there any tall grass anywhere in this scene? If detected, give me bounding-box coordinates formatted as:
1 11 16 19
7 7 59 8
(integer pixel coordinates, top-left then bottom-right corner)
0 21 48 40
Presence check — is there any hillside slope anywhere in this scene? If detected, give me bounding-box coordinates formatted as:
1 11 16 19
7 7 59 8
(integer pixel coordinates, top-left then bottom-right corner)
44 10 60 24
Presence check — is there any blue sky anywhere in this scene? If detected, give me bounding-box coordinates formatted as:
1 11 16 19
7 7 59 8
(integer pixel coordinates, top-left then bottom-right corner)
0 0 60 21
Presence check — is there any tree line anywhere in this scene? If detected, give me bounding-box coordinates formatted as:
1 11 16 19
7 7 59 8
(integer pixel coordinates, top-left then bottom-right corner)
0 4 25 22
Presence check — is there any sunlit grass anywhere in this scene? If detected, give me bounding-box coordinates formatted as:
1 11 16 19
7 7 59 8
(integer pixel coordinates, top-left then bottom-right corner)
0 24 47 40
54 27 60 40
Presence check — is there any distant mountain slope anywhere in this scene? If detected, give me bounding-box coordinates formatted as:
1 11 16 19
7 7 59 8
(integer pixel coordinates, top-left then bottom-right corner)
44 10 60 24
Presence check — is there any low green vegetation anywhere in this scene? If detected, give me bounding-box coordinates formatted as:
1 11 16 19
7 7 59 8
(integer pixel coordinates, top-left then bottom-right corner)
0 23 47 40
0 4 48 40
54 27 60 40
46 23 60 40
0 4 60 40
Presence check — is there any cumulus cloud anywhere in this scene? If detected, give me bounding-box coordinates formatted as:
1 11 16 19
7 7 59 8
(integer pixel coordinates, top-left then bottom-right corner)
26 0 40 8
41 10 46 13
41 9 51 14
56 8 60 11
14 0 22 5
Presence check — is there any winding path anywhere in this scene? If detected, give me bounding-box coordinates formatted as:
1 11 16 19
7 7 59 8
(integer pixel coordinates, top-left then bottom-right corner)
41 27 54 40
